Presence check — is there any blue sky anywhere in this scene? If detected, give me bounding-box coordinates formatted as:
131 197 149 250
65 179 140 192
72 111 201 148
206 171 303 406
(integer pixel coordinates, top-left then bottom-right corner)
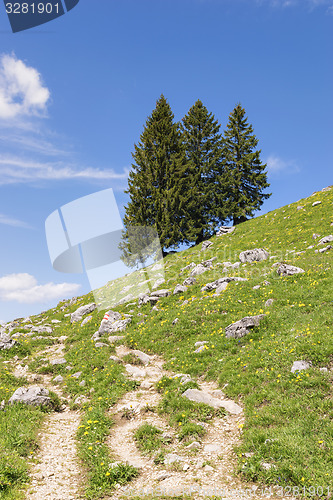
0 0 332 324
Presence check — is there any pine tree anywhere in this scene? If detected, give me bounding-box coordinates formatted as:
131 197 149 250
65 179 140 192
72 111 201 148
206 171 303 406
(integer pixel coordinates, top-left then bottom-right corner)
180 100 226 244
221 104 271 225
122 95 195 261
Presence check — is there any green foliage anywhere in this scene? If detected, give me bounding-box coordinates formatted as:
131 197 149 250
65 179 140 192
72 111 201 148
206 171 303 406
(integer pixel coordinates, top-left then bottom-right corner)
221 103 271 225
122 94 196 256
177 422 206 441
180 99 225 243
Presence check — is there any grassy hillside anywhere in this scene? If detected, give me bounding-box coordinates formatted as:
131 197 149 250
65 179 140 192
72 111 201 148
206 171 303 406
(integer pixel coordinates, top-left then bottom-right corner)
0 186 332 499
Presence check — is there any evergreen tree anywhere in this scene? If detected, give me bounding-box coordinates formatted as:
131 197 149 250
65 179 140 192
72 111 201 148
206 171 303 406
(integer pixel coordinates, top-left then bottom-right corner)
180 100 227 244
221 104 271 225
122 94 195 260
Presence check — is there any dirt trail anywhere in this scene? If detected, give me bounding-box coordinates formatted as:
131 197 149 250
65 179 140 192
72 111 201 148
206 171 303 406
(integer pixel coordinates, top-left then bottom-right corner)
105 346 296 500
13 338 85 499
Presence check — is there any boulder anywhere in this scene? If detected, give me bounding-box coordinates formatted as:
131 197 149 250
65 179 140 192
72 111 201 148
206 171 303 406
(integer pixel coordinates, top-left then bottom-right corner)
194 345 207 353
150 289 170 298
182 277 196 287
172 373 192 384
53 375 64 383
132 349 151 365
99 310 131 334
173 284 188 295
116 294 134 305
318 235 333 245
81 315 92 326
180 262 196 273
276 264 304 276
70 303 97 323
312 201 321 207
50 358 66 365
318 245 332 253
190 264 209 277
239 248 269 263
31 326 53 334
108 335 125 344
201 241 213 251
182 389 242 414
138 293 150 305
0 331 17 350
201 276 247 292
216 226 235 236
291 360 312 373
152 278 165 290
109 355 122 363
9 386 52 407
225 314 266 339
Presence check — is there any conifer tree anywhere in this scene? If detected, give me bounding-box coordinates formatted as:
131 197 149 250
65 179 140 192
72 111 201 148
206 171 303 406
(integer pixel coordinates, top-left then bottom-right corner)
221 104 271 225
122 95 195 260
180 100 227 244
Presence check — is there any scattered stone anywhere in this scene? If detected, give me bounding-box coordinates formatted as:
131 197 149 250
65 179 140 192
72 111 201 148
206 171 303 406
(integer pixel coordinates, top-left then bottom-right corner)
150 289 170 298
225 314 266 339
125 364 146 378
31 326 53 334
95 342 109 348
182 389 242 414
190 264 209 277
239 248 269 263
180 262 196 273
252 285 261 290
312 233 321 240
318 235 333 245
187 441 201 450
297 206 304 210
182 277 196 287
50 358 66 365
74 395 89 405
201 241 213 251
216 226 235 236
291 361 312 373
172 373 192 384
265 299 274 307
71 372 82 379
70 303 96 323
172 318 179 325
140 380 153 389
201 276 247 293
152 279 165 290
204 443 222 453
108 335 125 344
53 375 64 384
9 386 52 407
81 315 92 327
183 463 190 471
132 349 151 365
51 319 61 324
261 462 276 470
164 453 184 465
109 355 122 363
203 465 214 472
319 245 332 253
194 341 208 347
312 201 321 207
0 331 17 350
276 264 305 276
151 262 163 272
194 345 207 353
79 380 86 387
173 284 188 295
320 367 328 373
100 318 131 334
156 473 170 482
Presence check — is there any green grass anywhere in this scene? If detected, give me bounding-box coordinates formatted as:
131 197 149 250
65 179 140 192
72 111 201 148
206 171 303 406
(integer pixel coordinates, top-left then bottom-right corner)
1 186 332 498
134 424 163 454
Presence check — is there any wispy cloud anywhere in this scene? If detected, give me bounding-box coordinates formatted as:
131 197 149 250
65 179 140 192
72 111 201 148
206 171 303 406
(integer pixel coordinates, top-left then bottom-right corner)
256 0 333 10
0 155 129 185
0 273 81 304
266 154 300 175
0 54 50 120
0 213 32 228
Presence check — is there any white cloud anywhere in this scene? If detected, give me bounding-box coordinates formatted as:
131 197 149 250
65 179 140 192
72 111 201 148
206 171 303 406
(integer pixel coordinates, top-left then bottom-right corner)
266 155 300 175
0 155 129 184
257 0 333 8
0 54 50 119
0 273 80 304
0 213 32 228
